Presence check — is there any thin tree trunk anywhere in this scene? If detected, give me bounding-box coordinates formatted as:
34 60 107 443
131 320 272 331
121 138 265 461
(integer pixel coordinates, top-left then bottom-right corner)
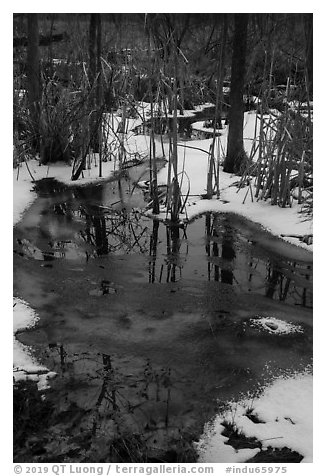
89 14 97 87
171 46 180 223
89 13 101 153
150 116 160 214
148 32 160 214
27 13 41 154
303 13 313 100
224 14 248 174
216 14 228 129
96 14 102 107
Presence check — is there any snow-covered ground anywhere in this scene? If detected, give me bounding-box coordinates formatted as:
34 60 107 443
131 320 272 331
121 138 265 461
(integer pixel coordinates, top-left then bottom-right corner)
13 297 56 390
196 370 313 463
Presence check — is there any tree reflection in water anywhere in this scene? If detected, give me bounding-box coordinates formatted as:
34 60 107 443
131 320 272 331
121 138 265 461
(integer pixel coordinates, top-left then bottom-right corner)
149 220 159 283
265 261 312 307
48 194 312 308
205 214 236 284
148 221 189 283
79 206 150 256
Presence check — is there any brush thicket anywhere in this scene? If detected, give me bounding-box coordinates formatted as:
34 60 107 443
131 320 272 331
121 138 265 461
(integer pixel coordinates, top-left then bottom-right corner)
240 95 312 214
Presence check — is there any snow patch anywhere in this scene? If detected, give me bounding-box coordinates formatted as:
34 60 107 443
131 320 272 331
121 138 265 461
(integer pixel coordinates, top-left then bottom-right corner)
196 371 312 463
13 297 56 390
249 316 304 335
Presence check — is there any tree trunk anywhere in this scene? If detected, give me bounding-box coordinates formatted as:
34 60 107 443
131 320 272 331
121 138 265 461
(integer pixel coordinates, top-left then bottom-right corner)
96 14 102 108
89 14 97 87
171 46 181 223
96 14 102 174
89 13 102 153
303 13 313 100
224 14 248 174
147 31 160 214
27 13 41 153
150 102 160 214
216 14 228 129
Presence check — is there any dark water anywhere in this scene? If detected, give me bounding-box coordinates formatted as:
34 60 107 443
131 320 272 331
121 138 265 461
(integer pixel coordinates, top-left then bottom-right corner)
144 214 312 309
133 105 221 139
15 178 312 309
13 176 313 462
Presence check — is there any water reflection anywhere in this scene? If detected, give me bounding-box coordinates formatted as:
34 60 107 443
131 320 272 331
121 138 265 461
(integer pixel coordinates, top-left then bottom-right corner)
165 225 187 283
148 221 189 283
266 264 284 300
16 179 312 309
145 212 312 308
149 220 159 283
77 207 150 257
265 261 312 307
89 215 109 256
205 214 236 284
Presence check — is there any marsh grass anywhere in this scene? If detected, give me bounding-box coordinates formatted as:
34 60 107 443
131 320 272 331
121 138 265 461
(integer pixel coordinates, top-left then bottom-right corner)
239 99 312 214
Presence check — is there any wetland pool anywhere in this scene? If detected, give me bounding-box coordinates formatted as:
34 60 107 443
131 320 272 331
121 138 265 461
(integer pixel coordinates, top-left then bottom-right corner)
13 176 313 462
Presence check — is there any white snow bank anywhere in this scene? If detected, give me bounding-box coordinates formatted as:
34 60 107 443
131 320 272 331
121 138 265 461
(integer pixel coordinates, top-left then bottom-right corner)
196 418 261 463
13 166 38 226
13 297 56 390
13 297 39 333
196 371 313 463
